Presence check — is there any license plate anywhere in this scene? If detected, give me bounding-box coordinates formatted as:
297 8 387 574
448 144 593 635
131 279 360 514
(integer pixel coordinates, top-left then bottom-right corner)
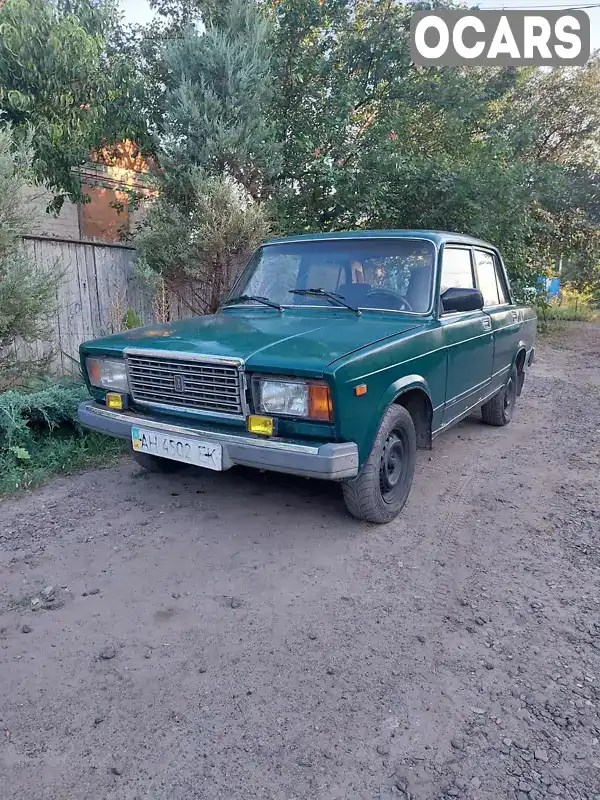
131 426 223 471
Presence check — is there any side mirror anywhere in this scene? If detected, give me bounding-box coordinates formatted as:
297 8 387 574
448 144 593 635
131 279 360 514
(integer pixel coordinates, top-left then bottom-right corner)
441 287 484 313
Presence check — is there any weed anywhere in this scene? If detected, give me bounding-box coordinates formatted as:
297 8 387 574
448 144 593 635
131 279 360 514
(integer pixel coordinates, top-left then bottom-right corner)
546 305 600 323
0 381 127 494
0 431 127 494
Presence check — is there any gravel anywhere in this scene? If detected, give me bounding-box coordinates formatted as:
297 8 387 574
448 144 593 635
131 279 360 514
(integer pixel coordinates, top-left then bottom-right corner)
1 322 599 800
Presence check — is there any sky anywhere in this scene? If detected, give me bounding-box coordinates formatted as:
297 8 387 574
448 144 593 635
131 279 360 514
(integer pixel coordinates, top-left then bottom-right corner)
119 0 600 52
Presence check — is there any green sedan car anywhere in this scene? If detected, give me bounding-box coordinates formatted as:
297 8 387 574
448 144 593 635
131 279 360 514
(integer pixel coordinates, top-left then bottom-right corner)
78 230 536 523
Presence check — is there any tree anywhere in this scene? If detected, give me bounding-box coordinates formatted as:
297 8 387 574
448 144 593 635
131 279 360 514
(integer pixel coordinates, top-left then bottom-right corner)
507 61 600 165
134 0 276 310
0 0 150 210
264 1 517 229
159 0 279 197
504 63 600 292
0 125 57 389
264 1 600 289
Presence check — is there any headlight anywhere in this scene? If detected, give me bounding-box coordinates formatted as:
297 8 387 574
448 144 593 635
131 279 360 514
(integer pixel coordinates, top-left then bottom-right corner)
257 379 332 421
86 357 129 392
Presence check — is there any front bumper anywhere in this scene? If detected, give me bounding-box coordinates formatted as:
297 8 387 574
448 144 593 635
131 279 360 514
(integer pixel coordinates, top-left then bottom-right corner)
78 402 359 481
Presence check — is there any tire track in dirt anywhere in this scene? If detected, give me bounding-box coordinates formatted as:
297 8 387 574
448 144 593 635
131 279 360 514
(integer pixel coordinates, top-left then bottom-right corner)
429 462 481 616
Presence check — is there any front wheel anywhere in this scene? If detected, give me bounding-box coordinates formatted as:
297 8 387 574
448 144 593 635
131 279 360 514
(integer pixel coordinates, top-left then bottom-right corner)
481 366 518 426
342 405 416 523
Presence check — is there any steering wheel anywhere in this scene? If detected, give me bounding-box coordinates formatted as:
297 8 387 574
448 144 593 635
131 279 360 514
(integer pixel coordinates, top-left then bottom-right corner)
364 288 413 312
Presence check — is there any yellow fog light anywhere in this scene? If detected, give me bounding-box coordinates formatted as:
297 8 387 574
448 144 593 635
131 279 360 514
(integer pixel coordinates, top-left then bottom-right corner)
247 415 274 436
106 392 123 410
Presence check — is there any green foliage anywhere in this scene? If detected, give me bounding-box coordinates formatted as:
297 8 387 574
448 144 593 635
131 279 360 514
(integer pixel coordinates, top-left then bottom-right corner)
0 380 126 494
547 284 600 323
0 125 57 389
136 171 270 312
160 0 279 197
507 61 600 166
135 0 274 310
123 307 143 329
261 0 600 290
560 248 600 303
9 445 31 461
0 382 89 447
0 430 127 494
534 293 552 333
546 304 599 323
2 0 600 314
0 0 150 208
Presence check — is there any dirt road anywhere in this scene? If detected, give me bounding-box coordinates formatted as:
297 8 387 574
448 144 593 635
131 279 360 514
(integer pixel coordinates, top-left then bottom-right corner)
1 322 599 800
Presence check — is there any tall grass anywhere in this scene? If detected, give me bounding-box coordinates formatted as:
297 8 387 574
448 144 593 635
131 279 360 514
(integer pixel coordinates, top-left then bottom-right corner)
0 432 127 494
546 304 600 323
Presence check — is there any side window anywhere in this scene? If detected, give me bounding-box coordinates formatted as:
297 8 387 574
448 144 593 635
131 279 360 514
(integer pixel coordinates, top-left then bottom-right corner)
474 250 510 306
494 256 509 304
440 248 474 294
474 250 500 306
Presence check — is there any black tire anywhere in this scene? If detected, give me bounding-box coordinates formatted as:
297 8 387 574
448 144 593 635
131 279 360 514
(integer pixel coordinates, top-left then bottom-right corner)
342 404 416 523
481 366 518 426
130 448 184 473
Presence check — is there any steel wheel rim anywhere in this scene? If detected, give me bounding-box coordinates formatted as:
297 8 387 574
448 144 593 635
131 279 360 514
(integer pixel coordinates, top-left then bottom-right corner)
379 428 409 503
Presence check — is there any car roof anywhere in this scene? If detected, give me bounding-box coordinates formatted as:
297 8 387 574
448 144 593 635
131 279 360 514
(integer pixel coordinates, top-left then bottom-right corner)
263 229 497 250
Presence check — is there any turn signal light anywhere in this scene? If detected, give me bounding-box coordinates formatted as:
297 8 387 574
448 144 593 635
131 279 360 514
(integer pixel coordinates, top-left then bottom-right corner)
308 384 332 421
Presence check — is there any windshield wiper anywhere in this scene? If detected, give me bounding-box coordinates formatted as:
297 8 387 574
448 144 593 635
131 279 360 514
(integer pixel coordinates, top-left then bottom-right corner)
223 294 283 312
290 288 361 315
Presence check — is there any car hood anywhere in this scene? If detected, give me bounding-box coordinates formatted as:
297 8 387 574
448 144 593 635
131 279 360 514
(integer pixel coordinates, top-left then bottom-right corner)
83 310 424 376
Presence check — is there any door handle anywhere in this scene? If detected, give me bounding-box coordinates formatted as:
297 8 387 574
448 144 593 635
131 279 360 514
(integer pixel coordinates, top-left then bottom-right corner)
511 310 519 323
482 317 492 332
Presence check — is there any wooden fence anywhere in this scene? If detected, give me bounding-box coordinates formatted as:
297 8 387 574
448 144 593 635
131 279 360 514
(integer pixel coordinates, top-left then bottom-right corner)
16 236 193 376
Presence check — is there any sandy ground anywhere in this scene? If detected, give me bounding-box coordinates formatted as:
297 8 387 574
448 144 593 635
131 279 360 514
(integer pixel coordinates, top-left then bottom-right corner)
1 322 599 800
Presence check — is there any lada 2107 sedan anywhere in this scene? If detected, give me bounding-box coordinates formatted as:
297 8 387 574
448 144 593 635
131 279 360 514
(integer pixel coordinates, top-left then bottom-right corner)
78 231 536 523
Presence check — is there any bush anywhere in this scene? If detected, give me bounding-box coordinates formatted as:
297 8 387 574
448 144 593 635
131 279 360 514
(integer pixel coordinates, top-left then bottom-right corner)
0 382 89 447
135 171 270 314
0 381 126 493
0 124 58 389
545 284 600 323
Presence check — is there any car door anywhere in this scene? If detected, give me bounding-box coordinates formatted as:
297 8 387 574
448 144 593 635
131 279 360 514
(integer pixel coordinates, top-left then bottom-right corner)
473 248 522 389
439 246 494 426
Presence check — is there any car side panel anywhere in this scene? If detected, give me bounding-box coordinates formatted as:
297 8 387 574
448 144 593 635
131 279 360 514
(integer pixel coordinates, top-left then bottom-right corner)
487 305 523 381
519 306 537 365
439 311 494 425
327 325 446 466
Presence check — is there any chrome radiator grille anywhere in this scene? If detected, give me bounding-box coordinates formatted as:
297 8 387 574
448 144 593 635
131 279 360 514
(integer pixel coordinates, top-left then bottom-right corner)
126 354 244 416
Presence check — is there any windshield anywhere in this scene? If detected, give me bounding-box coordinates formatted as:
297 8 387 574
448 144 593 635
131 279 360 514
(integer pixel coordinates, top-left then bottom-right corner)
230 238 436 314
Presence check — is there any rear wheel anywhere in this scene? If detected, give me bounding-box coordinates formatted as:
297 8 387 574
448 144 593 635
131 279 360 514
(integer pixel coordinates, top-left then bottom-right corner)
342 405 416 523
481 366 518 426
130 448 184 473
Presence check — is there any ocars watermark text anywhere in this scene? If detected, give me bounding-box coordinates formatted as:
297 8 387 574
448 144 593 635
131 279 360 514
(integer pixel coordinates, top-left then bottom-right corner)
410 10 590 67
